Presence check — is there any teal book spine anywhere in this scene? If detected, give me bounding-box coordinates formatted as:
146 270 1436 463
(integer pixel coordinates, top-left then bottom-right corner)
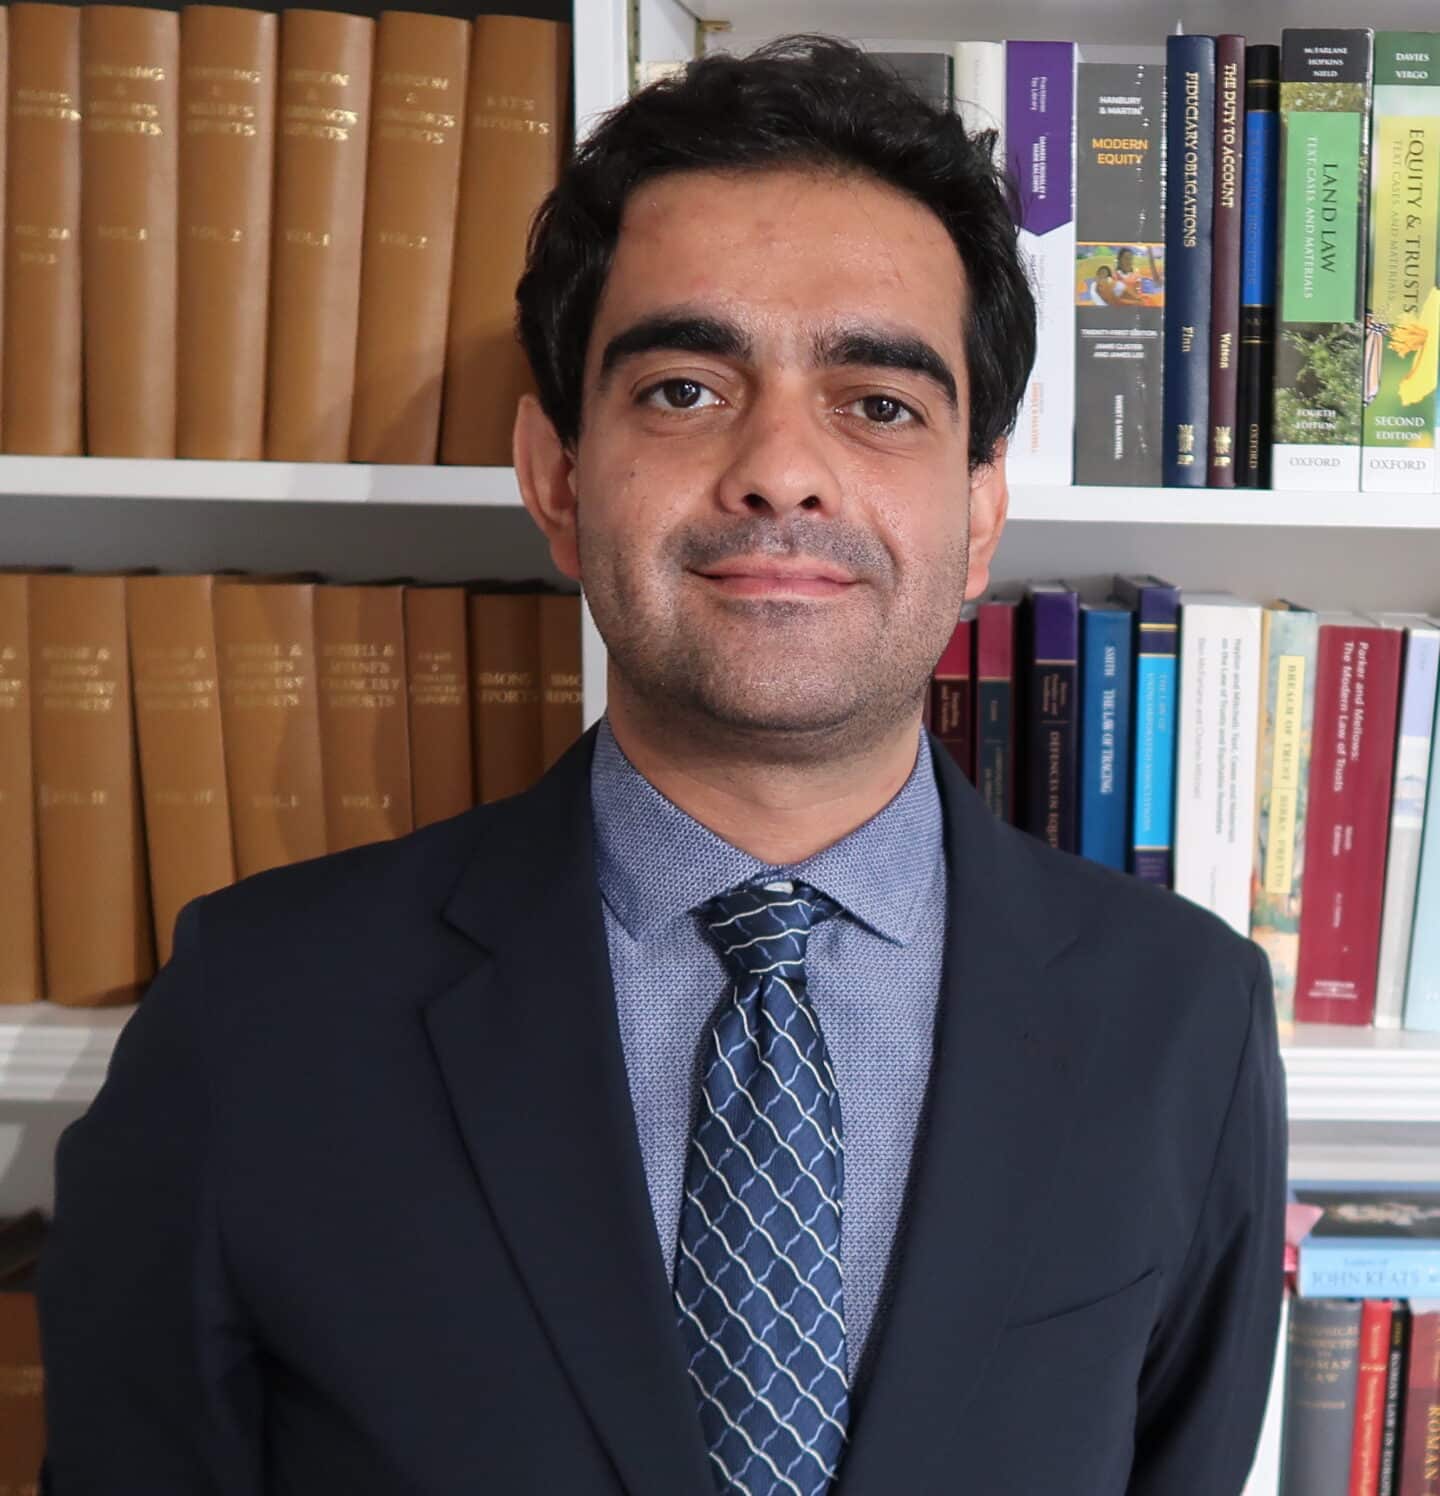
1079 604 1133 870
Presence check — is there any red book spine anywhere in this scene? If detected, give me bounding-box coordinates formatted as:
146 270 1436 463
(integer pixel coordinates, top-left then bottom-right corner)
1399 1306 1440 1496
930 616 973 779
976 600 1017 822
1293 623 1404 1025
1350 1300 1394 1496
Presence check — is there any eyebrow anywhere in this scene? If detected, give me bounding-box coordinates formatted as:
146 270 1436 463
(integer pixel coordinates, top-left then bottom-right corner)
596 309 959 413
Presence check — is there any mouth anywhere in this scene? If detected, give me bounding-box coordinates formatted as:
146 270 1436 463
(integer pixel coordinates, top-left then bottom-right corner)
692 558 859 599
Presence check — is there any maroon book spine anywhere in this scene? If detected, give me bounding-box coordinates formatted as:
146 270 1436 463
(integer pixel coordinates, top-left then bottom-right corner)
930 615 973 779
1207 34 1245 487
1293 621 1404 1026
976 600 1017 822
1399 1305 1440 1496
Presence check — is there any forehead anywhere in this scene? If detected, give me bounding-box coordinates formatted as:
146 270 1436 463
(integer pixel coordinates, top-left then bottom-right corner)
593 166 968 358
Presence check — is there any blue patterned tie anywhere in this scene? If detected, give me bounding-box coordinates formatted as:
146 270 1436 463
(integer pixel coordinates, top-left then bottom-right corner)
673 878 849 1496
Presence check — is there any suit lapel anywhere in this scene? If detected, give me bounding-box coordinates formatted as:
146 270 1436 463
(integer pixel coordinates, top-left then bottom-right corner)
424 732 715 1496
838 744 1109 1494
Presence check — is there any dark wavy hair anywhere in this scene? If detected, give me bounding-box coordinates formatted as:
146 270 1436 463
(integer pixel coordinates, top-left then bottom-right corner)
514 34 1037 472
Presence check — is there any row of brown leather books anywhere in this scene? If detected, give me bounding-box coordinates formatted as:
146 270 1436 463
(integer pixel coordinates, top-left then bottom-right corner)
0 571 584 1008
0 3 570 465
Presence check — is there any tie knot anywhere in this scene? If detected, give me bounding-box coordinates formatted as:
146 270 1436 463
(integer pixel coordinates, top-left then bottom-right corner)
699 878 838 980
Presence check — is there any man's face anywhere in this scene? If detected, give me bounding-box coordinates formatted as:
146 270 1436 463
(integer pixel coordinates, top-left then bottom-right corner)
527 166 1004 754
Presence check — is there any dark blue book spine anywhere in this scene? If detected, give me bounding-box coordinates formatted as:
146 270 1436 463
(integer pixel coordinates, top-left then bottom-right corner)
1163 34 1217 486
1237 44 1280 487
1079 606 1133 870
1024 585 1080 854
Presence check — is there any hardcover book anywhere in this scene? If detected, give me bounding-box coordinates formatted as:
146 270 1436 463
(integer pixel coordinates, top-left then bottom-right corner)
1378 1302 1410 1496
1273 29 1375 491
1250 602 1320 1024
1023 582 1079 853
265 10 374 462
0 1287 43 1496
1293 615 1404 1025
1294 1184 1440 1301
80 4 180 458
1403 645 1440 1031
1361 33 1440 493
1174 593 1264 937
176 4 277 461
539 593 583 772
213 580 328 878
315 585 414 852
440 16 570 466
1370 615 1440 1028
0 574 40 1002
1208 36 1246 487
1074 52 1166 486
953 39 1003 146
4 2 83 456
349 12 470 464
930 610 974 779
1005 40 1075 486
470 590 543 803
1399 1301 1440 1496
126 574 236 967
1238 44 1281 488
403 584 473 828
1078 601 1132 871
1349 1299 1396 1495
1278 1297 1363 1496
1111 574 1181 886
1163 34 1217 487
975 599 1017 823
29 573 155 1006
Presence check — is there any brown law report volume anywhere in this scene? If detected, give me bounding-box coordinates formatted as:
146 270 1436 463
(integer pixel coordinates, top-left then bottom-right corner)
127 575 237 966
213 581 328 877
0 1288 44 1496
538 592 582 771
29 574 155 1007
0 12 9 450
265 10 374 462
403 585 472 826
314 585 413 852
469 590 542 803
0 576 41 1003
81 5 180 457
177 6 278 460
440 17 569 465
4 3 82 456
349 12 469 464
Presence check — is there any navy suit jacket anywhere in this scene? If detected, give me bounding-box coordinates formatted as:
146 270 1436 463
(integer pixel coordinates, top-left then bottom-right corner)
39 729 1286 1494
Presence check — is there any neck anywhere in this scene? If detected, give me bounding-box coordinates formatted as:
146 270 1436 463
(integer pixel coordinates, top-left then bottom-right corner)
605 683 924 866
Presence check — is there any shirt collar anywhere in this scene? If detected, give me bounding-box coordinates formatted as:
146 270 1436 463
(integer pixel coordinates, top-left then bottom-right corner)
590 716 942 947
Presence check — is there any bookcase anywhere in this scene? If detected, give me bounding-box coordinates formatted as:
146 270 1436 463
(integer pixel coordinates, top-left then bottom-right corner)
3 0 1440 1225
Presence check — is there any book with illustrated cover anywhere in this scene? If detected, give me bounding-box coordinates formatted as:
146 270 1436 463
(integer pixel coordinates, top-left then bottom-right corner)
1272 29 1374 491
1074 50 1166 486
1361 33 1440 493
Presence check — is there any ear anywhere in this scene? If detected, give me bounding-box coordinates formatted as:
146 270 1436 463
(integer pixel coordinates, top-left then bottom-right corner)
514 392 581 582
964 435 1010 600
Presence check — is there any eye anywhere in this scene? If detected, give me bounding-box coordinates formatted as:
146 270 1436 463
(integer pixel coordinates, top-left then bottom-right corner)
846 394 920 426
638 378 722 411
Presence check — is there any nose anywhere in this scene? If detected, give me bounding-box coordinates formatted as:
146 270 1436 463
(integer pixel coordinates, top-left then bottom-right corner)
713 387 844 521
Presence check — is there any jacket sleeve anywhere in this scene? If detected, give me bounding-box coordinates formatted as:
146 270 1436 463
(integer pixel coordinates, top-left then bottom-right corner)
38 897 265 1496
1128 943 1289 1495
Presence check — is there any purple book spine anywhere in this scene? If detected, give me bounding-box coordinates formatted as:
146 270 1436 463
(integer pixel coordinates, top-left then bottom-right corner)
1025 585 1080 853
1208 35 1246 486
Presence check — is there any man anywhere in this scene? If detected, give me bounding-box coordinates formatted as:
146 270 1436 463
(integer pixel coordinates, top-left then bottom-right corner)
39 35 1285 1496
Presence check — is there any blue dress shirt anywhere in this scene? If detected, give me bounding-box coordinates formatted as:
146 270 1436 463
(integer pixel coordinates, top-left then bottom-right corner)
590 717 948 1389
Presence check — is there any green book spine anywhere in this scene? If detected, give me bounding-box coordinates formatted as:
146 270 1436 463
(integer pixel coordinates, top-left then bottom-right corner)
1249 604 1319 1025
1362 33 1440 492
1272 29 1374 492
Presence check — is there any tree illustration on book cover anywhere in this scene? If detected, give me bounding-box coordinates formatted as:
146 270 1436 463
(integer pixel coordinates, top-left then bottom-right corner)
1274 77 1370 449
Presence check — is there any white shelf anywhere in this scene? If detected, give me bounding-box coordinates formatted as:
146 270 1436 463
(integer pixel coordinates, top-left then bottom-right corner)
1007 485 1440 528
4 1003 1440 1121
0 456 520 506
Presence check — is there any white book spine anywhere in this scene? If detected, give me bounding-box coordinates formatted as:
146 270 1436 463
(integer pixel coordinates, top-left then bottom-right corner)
1374 625 1440 1026
1404 644 1440 1032
1003 40 1075 487
1175 597 1265 936
1241 1290 1289 1496
953 40 1004 154
1271 443 1362 491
